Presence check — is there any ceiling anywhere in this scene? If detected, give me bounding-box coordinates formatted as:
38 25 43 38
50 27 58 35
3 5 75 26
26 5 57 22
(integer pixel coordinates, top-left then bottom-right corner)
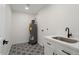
10 4 48 15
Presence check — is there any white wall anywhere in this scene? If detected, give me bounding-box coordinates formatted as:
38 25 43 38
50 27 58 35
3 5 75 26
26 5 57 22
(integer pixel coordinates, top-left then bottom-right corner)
0 5 6 54
36 5 79 46
0 4 12 54
0 4 34 54
12 12 34 44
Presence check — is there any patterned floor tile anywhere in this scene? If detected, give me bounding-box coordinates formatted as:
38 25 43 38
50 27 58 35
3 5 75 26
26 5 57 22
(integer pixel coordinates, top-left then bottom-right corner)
9 43 44 55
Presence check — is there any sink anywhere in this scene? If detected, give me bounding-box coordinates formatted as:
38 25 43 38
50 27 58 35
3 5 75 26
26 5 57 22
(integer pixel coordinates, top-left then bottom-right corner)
52 37 78 43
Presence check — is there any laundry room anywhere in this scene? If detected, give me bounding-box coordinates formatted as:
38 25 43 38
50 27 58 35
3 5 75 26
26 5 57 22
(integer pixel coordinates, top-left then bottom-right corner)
0 1 79 56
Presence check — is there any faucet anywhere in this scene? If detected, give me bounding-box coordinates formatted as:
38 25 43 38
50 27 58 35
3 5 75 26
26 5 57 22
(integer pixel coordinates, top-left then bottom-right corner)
65 27 72 38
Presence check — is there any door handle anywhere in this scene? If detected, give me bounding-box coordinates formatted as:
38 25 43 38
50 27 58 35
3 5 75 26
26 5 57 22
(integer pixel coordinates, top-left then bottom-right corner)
3 40 8 45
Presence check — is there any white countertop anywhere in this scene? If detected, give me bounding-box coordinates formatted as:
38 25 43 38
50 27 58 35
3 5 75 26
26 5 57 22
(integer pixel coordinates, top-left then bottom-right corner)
44 35 79 52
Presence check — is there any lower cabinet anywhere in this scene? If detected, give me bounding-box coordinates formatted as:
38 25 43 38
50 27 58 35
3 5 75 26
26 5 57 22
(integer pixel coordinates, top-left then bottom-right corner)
44 40 54 55
44 44 53 55
44 39 79 55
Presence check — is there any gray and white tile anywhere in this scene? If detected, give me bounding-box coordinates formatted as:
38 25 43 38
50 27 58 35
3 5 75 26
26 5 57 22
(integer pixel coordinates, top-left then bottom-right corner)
9 43 44 55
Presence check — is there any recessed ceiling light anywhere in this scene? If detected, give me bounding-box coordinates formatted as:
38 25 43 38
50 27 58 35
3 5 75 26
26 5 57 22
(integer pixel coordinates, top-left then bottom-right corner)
25 4 29 10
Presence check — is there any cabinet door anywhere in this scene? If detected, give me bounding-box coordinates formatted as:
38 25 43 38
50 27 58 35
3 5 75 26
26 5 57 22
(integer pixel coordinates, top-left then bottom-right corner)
44 45 54 55
51 42 68 55
44 40 55 55
56 49 68 55
55 43 79 55
61 47 79 55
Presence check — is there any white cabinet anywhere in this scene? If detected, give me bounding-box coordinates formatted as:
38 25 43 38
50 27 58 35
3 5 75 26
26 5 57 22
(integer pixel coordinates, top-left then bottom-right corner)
44 44 53 55
44 39 57 55
54 44 70 55
54 43 79 55
60 46 79 55
44 38 79 55
44 39 53 55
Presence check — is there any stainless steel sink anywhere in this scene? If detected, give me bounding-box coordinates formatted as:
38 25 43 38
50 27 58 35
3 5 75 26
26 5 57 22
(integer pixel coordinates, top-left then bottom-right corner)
52 37 78 43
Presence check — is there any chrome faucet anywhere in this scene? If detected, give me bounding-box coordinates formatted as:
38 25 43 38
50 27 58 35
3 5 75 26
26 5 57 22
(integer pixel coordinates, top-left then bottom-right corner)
65 27 72 38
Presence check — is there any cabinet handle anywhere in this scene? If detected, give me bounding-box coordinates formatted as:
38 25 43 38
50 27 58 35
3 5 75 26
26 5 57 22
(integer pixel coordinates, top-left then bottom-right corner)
47 42 51 45
61 50 71 55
